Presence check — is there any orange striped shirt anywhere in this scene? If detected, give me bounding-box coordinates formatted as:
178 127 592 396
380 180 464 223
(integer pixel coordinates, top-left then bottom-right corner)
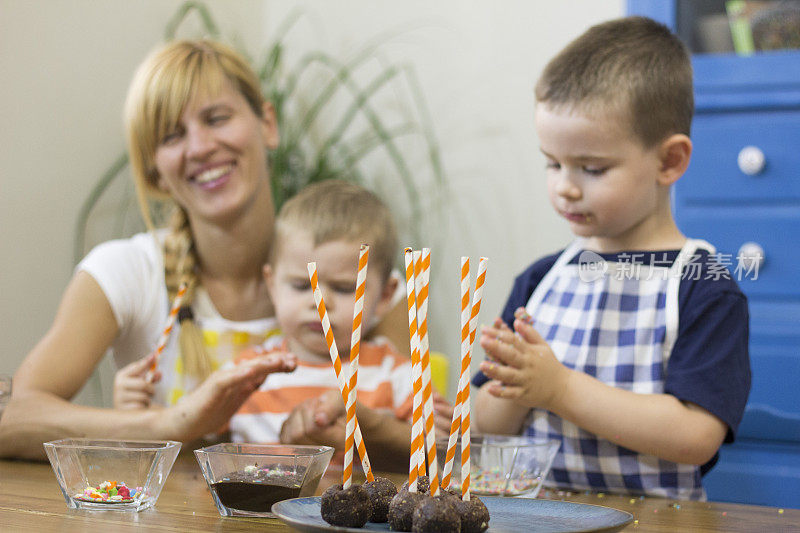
229 336 413 444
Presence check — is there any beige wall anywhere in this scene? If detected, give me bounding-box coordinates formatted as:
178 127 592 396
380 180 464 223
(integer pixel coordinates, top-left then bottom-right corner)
0 0 624 403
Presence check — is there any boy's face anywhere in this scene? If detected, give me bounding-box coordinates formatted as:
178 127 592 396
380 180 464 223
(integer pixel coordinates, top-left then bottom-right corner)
265 230 395 362
535 103 670 252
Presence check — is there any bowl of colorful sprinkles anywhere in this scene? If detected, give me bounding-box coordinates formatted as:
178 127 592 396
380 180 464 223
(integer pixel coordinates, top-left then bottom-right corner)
43 438 180 511
437 434 559 497
74 480 143 504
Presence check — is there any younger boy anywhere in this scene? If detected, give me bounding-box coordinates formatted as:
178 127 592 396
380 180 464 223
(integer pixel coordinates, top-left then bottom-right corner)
475 16 750 500
229 180 415 470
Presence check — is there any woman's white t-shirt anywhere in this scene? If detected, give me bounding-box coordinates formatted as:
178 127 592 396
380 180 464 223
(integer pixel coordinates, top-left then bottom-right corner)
78 231 280 406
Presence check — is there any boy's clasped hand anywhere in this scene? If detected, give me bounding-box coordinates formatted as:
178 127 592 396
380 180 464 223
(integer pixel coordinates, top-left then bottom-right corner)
479 308 569 410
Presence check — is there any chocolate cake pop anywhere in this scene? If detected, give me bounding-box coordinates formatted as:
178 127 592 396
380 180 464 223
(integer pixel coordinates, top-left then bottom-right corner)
362 476 397 522
400 475 430 494
455 496 490 533
320 484 371 528
387 489 427 532
412 496 461 533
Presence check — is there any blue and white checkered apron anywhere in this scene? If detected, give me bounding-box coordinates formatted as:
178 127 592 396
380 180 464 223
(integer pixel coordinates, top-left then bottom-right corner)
523 238 714 500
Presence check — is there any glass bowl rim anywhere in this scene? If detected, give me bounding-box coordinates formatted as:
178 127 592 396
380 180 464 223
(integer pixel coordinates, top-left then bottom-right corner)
194 442 334 458
435 434 559 450
43 438 181 451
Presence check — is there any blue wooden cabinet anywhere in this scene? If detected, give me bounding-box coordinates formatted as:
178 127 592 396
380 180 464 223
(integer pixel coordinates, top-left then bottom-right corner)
629 1 800 509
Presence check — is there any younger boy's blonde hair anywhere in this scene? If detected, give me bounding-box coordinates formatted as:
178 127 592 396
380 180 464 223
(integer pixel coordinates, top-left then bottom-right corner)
272 180 398 281
535 16 693 147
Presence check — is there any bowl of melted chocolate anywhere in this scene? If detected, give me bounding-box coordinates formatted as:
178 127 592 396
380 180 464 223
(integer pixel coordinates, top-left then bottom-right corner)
194 443 334 517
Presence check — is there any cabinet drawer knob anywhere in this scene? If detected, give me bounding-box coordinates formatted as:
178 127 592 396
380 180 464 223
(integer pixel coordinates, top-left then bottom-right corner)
737 146 766 175
737 241 765 272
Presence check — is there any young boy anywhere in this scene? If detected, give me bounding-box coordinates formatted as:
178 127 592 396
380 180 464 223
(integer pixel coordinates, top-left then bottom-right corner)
475 16 750 500
229 180 416 471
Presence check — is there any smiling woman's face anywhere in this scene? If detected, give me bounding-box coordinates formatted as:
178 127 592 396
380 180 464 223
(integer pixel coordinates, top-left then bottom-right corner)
153 80 278 225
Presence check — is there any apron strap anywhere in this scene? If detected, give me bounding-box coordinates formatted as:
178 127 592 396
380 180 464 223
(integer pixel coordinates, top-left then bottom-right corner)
663 238 716 361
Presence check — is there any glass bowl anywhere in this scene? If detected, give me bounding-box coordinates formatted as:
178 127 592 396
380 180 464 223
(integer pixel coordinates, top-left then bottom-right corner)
194 443 334 517
436 434 559 497
43 438 181 511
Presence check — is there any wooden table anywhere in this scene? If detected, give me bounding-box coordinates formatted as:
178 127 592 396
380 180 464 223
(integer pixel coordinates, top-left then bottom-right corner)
1 454 797 532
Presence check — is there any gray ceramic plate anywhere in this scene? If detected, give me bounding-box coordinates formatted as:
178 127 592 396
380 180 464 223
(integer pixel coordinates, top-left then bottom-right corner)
271 496 633 533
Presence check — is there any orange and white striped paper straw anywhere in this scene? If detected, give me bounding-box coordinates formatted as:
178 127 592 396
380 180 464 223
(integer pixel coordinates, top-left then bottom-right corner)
441 257 470 489
307 262 374 483
441 256 488 491
460 257 487 501
412 251 425 481
414 249 440 496
343 245 369 489
149 281 187 373
404 248 425 492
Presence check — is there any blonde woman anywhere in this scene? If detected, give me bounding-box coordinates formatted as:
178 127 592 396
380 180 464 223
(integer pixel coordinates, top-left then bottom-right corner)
0 40 404 459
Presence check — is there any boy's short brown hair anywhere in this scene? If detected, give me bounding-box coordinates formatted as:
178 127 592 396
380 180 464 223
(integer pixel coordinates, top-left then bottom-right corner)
271 180 398 281
535 16 693 147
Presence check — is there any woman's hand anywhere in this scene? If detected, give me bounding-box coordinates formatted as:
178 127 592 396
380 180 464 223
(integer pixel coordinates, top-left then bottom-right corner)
113 353 160 409
167 352 296 441
479 309 571 411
